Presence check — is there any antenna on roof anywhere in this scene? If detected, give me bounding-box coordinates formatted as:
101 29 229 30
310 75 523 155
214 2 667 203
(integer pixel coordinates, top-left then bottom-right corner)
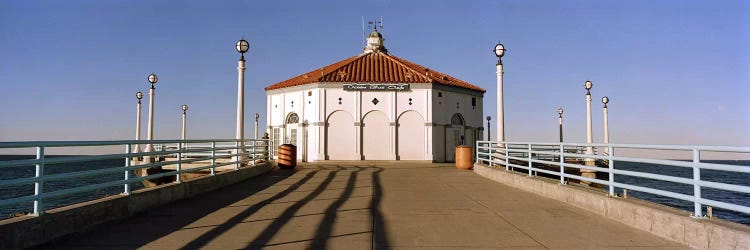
361 16 366 46
379 16 384 37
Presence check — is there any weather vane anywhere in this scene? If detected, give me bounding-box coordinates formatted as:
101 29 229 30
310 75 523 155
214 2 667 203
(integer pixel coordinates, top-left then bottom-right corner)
367 17 384 31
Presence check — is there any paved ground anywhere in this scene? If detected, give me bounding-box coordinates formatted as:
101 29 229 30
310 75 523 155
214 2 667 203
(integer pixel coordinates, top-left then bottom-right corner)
39 161 688 249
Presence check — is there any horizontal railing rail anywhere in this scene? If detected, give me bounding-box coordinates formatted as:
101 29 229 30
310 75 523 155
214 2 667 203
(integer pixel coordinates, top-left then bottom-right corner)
0 138 273 217
475 140 750 219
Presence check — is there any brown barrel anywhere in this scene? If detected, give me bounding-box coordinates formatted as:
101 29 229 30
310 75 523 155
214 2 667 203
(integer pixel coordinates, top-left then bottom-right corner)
278 144 297 169
455 145 473 170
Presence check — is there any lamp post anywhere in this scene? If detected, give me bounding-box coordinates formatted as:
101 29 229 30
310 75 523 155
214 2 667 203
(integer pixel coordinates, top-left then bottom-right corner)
493 42 506 142
602 96 610 155
235 38 250 164
254 113 260 141
486 116 491 141
582 80 596 182
557 107 564 143
134 91 143 157
181 104 188 149
144 73 158 162
302 120 308 162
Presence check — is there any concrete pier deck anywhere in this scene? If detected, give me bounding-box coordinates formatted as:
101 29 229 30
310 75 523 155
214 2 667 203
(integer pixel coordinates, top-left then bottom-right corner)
37 162 687 249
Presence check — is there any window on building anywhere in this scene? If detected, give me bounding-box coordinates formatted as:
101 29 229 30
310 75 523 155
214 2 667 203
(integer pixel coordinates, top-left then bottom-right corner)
451 113 465 126
286 113 299 124
289 129 297 145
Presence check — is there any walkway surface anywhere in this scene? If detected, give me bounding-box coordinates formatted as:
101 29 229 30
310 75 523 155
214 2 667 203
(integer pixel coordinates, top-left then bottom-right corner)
39 162 687 249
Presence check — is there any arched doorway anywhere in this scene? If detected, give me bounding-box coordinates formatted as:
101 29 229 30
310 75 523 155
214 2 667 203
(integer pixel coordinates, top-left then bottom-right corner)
445 113 465 162
362 110 390 160
326 111 357 160
285 113 300 159
397 111 425 160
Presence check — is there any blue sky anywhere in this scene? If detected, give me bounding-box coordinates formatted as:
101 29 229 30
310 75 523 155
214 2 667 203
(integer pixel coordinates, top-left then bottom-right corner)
1 0 748 148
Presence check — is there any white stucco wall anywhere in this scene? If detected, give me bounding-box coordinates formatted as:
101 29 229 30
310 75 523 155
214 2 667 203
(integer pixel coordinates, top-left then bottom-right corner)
266 83 482 162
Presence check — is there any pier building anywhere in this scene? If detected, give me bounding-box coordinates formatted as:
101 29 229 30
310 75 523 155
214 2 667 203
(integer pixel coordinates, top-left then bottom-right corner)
265 28 485 162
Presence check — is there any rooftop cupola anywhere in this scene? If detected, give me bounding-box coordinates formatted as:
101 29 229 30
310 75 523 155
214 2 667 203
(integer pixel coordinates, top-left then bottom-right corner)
363 28 387 54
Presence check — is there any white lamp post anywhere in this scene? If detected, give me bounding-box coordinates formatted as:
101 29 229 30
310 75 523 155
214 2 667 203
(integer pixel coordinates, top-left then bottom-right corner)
602 96 610 155
486 116 491 141
181 104 188 149
134 91 143 157
144 73 158 162
235 38 250 164
493 42 506 142
557 107 564 143
254 113 260 141
583 80 596 182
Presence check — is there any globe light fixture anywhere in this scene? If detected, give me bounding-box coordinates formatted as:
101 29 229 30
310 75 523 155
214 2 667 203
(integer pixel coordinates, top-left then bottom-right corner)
602 96 609 106
236 39 249 54
181 104 189 113
493 43 506 58
136 91 143 101
148 73 158 88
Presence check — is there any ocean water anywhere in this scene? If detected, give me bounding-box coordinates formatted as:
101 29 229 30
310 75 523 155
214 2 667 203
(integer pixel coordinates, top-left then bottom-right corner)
611 159 750 226
0 155 144 219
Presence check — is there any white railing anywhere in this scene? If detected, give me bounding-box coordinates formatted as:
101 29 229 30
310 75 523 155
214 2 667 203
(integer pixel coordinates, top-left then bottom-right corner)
475 141 750 218
0 139 273 217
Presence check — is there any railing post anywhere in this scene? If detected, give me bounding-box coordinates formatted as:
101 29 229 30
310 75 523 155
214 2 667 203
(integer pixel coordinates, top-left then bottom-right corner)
33 146 45 216
608 146 614 196
252 140 257 166
559 144 565 184
176 143 182 183
527 144 532 176
692 148 703 218
124 144 131 195
504 143 509 171
210 141 216 176
235 141 240 170
262 137 273 163
475 141 479 163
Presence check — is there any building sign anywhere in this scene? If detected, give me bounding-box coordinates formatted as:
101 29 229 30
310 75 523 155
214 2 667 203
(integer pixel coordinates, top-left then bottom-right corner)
343 83 410 91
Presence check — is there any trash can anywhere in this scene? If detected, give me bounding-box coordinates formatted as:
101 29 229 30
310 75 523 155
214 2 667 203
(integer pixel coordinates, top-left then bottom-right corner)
278 144 297 169
455 145 473 170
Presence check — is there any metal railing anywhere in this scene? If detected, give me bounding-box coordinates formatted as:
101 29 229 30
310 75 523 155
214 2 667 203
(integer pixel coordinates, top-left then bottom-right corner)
476 141 750 218
0 139 272 217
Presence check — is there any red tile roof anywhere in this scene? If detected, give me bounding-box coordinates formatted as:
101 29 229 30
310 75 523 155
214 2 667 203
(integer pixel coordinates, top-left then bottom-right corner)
264 51 485 92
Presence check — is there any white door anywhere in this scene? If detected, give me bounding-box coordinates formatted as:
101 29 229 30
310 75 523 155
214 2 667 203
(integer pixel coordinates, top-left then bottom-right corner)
362 111 390 160
397 111 425 160
285 112 300 159
326 111 357 160
286 126 298 145
445 128 459 162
